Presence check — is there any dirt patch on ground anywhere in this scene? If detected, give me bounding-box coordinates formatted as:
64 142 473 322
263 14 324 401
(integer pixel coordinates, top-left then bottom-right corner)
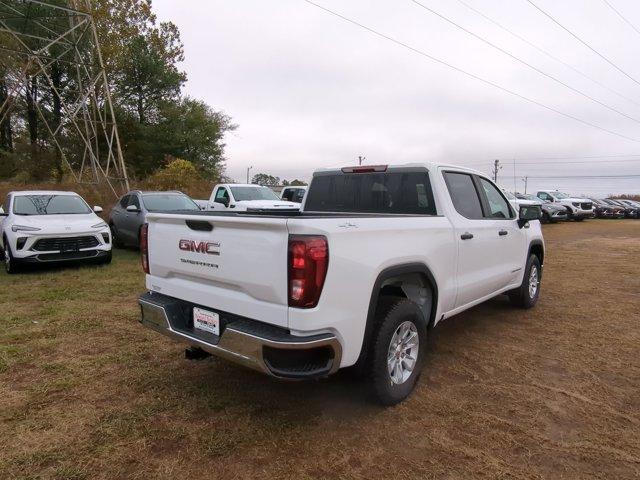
1 220 639 479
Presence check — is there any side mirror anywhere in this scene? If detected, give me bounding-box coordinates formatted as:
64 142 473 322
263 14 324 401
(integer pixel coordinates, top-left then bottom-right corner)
518 205 542 228
215 198 229 208
126 204 140 213
93 205 103 213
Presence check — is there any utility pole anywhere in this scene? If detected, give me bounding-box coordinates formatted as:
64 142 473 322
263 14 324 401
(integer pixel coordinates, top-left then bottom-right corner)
492 159 502 183
358 155 366 165
246 166 253 184
522 176 528 194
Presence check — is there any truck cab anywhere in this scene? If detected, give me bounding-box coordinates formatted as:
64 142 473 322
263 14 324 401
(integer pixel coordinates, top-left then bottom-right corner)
207 184 299 211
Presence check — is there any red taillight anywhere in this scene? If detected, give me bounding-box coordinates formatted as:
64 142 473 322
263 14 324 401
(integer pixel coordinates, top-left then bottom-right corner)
140 223 149 274
288 235 328 308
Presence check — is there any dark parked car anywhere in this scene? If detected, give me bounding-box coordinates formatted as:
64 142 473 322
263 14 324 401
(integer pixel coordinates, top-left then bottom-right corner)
605 199 638 219
109 191 200 248
612 199 640 218
589 198 621 219
516 194 568 223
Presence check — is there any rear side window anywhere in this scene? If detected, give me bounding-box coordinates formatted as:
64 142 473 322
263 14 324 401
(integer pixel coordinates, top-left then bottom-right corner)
282 189 294 201
294 189 305 202
304 172 436 215
443 172 483 219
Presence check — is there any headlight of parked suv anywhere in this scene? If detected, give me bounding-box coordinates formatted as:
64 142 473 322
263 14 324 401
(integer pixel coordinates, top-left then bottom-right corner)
91 222 108 229
11 225 41 232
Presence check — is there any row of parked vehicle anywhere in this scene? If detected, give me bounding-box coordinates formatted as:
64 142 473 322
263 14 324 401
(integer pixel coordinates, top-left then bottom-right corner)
0 179 636 275
0 184 309 273
0 163 635 405
503 189 640 223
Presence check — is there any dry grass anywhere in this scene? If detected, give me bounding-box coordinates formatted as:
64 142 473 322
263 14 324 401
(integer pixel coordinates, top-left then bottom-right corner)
1 221 639 479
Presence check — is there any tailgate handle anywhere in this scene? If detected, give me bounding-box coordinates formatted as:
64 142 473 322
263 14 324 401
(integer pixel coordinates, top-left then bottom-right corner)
185 220 213 232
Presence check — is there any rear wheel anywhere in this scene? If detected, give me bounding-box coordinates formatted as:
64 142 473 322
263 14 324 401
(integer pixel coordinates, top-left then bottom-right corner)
574 217 585 222
541 212 550 224
367 297 428 405
508 254 541 308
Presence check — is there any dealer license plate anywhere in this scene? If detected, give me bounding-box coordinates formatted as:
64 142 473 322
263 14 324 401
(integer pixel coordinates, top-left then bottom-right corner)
193 307 219 335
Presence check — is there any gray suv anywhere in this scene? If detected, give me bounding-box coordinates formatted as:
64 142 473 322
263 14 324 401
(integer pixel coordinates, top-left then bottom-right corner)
109 191 200 248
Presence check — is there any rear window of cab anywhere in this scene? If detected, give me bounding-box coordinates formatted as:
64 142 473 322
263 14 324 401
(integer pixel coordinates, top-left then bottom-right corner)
304 171 436 215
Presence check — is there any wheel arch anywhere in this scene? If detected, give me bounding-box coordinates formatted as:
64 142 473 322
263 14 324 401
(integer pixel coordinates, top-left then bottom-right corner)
528 240 544 270
355 263 439 367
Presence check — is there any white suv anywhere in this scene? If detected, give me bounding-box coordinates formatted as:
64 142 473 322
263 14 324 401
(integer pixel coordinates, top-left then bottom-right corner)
0 191 112 273
536 190 593 221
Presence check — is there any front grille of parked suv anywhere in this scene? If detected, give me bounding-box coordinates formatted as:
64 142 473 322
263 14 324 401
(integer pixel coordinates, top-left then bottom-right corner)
581 202 593 210
32 236 99 252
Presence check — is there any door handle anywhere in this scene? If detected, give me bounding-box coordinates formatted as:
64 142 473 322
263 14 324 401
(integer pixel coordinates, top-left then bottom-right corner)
498 230 508 236
460 232 474 240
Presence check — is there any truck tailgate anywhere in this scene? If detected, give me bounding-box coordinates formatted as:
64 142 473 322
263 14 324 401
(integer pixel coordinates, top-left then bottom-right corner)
145 213 289 327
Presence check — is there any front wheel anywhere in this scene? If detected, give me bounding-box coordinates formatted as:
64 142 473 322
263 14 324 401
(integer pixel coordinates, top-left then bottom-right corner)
109 223 124 248
96 250 112 265
368 298 428 405
3 240 20 274
508 254 541 308
574 217 585 222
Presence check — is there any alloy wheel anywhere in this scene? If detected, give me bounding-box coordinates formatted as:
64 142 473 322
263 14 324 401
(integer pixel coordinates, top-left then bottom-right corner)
528 265 539 298
387 321 419 385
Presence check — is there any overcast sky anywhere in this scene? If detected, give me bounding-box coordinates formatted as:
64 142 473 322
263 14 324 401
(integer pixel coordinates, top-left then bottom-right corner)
152 0 640 195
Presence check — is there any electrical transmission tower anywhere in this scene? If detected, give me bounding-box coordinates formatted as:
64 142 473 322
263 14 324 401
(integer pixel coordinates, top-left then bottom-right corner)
0 0 129 196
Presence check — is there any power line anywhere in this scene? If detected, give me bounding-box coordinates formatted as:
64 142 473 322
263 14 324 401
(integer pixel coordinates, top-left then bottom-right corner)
466 157 640 167
601 0 640 38
300 0 640 144
526 0 640 88
519 174 640 179
514 158 640 165
454 0 640 108
409 0 640 125
504 153 640 160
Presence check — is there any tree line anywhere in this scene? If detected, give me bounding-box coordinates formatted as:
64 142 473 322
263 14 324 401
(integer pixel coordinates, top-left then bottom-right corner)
0 0 235 182
251 173 307 187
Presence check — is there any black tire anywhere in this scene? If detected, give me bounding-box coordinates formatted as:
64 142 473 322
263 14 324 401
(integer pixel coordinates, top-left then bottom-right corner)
574 217 585 222
109 222 124 248
541 212 550 224
367 297 428 406
98 250 112 265
3 238 20 274
508 254 541 309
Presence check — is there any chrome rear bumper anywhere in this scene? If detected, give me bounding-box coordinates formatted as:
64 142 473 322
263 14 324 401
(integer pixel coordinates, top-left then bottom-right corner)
139 292 342 379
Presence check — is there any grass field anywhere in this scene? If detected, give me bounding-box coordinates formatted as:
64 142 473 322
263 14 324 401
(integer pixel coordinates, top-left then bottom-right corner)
1 220 639 479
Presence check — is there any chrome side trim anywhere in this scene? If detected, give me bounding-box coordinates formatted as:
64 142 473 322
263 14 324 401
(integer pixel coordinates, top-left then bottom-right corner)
139 298 342 378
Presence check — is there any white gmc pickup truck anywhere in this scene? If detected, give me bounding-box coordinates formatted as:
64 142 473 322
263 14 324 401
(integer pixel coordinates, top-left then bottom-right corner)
138 163 544 404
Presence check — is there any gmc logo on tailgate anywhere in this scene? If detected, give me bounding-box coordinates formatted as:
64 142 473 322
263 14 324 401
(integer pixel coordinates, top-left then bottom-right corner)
178 239 220 255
